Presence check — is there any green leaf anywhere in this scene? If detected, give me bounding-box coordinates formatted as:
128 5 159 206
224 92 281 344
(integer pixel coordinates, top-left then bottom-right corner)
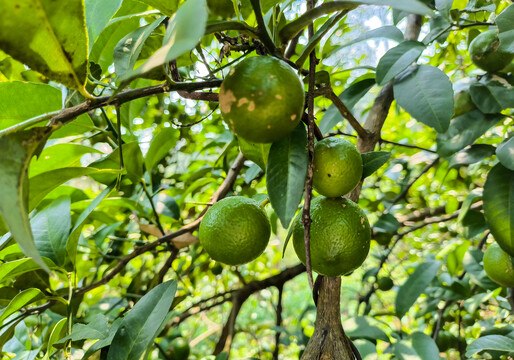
361 151 391 179
0 0 89 94
448 144 496 169
32 197 71 267
497 5 514 53
266 124 308 229
343 316 389 342
341 26 403 48
30 143 102 177
496 136 514 171
483 163 514 256
114 17 166 78
44 318 67 360
136 0 179 16
55 314 109 345
0 258 56 283
239 138 271 171
457 189 482 223
462 249 498 289
436 111 503 157
107 280 177 360
85 0 123 52
0 128 53 272
466 335 514 357
120 0 207 83
0 82 62 130
394 65 453 133
0 288 45 324
29 167 106 210
395 260 441 318
376 41 426 85
145 127 179 172
470 80 514 114
357 0 434 15
410 332 440 360
319 77 375 135
67 185 114 264
373 213 400 233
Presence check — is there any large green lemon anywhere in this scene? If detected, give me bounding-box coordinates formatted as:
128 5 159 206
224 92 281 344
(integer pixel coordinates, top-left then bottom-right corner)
199 196 270 265
312 138 363 197
219 56 305 143
483 242 514 288
292 196 371 277
469 30 514 73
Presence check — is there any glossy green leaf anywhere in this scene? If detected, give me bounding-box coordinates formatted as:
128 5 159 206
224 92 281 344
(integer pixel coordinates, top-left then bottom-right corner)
55 314 109 345
470 80 514 114
466 335 514 357
341 26 403 48
376 41 426 85
394 332 440 360
266 124 308 229
0 258 56 283
462 249 498 289
114 17 166 78
0 288 45 323
394 65 453 133
0 82 61 130
107 280 177 360
373 213 400 233
145 127 179 172
483 164 514 256
67 185 113 264
448 144 496 169
0 0 88 93
361 151 391 179
85 0 123 52
32 197 71 266
120 0 207 83
357 0 434 15
497 4 514 53
44 318 68 360
239 138 271 171
496 137 514 171
30 144 101 177
436 111 503 157
0 128 53 272
29 167 105 210
395 260 441 318
319 77 375 135
83 319 123 359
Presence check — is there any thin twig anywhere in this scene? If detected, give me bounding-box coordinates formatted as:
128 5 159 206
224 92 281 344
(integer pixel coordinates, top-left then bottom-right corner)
325 91 368 140
273 284 284 360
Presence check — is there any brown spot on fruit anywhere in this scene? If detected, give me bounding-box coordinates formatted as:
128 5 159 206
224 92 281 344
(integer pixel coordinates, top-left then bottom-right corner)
220 90 236 114
248 101 256 111
275 94 282 100
290 114 297 121
237 98 249 107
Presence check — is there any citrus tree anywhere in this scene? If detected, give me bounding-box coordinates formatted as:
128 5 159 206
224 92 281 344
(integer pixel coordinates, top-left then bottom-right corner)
0 0 513 359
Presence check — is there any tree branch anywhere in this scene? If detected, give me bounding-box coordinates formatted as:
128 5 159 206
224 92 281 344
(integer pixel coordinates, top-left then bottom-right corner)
325 91 369 139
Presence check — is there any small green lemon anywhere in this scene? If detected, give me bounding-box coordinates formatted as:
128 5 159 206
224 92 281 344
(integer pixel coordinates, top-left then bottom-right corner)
199 196 270 266
312 138 363 197
483 242 514 288
219 56 305 143
168 338 190 360
292 196 371 277
469 30 514 73
376 276 394 291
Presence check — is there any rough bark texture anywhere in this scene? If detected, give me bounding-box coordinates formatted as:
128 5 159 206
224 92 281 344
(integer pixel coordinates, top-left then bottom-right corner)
301 277 354 360
301 14 423 360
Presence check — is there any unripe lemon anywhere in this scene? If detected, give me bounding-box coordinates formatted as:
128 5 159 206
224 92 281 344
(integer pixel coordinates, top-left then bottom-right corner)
292 196 371 277
199 196 270 265
313 138 363 197
469 30 514 73
483 242 514 288
219 56 305 143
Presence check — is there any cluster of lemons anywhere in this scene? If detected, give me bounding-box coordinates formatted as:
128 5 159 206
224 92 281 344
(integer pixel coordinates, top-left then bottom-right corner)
199 56 371 277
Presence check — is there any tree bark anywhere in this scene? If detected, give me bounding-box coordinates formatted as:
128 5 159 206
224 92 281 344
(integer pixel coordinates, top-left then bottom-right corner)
301 277 354 359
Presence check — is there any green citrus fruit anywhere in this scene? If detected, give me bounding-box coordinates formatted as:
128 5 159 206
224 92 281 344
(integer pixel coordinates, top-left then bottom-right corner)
211 263 223 275
219 56 305 143
207 0 235 18
453 89 476 117
312 138 363 197
376 276 394 291
469 30 514 73
483 242 514 288
436 331 458 352
199 196 270 265
168 337 190 360
292 196 371 277
374 231 393 246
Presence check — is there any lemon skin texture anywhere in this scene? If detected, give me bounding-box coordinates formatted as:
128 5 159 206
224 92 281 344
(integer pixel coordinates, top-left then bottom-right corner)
219 56 305 143
483 242 514 288
313 138 363 197
199 196 271 266
293 196 371 277
469 30 514 73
